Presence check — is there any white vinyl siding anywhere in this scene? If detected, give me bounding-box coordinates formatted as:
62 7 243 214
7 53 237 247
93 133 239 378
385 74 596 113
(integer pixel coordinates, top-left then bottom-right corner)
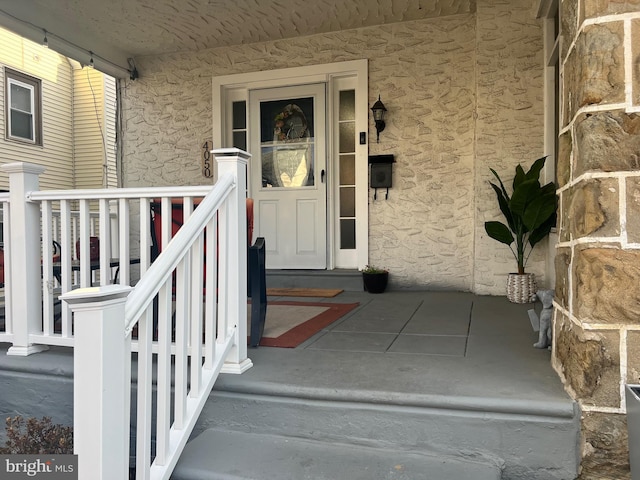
74 68 104 189
73 68 117 189
0 27 117 191
0 28 73 190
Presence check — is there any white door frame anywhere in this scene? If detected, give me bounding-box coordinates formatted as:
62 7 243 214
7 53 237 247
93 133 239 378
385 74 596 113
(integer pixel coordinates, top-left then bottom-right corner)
212 59 369 270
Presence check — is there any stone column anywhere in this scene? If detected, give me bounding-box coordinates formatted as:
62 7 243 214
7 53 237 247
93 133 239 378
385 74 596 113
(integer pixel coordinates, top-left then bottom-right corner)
555 1 640 478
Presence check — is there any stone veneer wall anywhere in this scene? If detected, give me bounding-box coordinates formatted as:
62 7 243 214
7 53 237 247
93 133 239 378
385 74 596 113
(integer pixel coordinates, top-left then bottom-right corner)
120 0 545 294
554 1 640 478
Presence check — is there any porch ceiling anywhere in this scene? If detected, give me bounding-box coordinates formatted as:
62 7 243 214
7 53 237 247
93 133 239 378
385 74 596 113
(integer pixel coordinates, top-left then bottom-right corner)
0 0 474 78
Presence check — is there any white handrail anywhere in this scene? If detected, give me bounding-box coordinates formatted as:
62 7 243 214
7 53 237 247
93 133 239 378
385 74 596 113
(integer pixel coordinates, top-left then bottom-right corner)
26 185 214 202
0 168 231 346
0 150 251 479
123 173 235 335
58 148 251 480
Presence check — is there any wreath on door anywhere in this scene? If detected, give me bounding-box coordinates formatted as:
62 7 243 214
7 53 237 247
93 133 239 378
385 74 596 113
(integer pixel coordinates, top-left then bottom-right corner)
274 104 308 142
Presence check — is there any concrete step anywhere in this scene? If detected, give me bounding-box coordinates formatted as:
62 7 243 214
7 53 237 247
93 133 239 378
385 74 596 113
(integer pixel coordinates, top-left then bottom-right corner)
172 429 503 480
266 269 363 292
184 388 578 480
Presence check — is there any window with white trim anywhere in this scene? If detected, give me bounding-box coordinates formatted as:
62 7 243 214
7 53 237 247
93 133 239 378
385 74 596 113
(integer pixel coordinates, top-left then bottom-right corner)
5 68 42 145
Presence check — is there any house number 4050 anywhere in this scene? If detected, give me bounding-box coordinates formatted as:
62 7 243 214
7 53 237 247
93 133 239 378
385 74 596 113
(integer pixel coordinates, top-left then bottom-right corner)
202 140 213 178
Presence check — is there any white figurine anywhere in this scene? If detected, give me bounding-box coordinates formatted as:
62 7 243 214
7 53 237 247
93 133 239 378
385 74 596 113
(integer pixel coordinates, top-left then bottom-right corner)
528 289 554 349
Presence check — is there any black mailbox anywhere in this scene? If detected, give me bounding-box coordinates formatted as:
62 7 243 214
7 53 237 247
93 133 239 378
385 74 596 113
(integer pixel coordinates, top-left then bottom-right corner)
368 154 395 199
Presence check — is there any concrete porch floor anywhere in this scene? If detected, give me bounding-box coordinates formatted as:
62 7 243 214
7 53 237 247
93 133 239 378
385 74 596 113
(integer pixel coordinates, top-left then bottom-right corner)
0 290 580 479
175 290 580 480
216 290 573 414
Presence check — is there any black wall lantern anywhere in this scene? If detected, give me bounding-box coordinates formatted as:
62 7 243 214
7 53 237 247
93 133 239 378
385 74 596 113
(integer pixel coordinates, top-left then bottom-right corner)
370 95 387 143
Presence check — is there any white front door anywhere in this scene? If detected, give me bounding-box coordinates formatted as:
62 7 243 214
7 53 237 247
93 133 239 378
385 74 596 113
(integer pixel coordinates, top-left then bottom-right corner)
249 84 327 269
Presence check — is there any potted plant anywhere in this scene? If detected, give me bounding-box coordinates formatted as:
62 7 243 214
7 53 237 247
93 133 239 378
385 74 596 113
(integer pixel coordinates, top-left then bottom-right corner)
361 265 389 294
484 156 557 303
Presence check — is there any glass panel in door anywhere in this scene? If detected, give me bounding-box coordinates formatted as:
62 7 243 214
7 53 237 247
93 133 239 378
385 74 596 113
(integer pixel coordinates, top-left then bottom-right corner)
259 98 316 189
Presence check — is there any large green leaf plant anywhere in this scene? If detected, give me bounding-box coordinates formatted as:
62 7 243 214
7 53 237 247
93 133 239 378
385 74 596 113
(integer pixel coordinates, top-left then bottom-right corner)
484 157 558 274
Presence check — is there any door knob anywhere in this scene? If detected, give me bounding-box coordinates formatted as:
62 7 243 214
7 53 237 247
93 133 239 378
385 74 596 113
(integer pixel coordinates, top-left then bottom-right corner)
321 169 325 183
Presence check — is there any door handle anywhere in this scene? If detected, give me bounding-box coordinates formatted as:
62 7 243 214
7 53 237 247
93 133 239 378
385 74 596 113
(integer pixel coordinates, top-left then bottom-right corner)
321 169 325 183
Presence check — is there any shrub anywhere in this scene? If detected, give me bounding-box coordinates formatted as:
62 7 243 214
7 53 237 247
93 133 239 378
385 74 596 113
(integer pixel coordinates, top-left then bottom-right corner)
0 416 73 454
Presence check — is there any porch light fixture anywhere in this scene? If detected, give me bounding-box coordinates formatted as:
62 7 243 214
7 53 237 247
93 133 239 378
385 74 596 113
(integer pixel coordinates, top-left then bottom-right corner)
371 95 387 143
42 30 48 48
88 51 95 68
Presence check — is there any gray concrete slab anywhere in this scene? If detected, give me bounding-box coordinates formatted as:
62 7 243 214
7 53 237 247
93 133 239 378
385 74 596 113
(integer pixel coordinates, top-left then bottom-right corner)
0 291 572 415
205 291 579 480
402 297 472 335
305 331 397 352
219 292 573 415
332 311 410 333
192 390 578 480
0 290 579 480
172 429 503 480
388 333 467 356
266 269 363 291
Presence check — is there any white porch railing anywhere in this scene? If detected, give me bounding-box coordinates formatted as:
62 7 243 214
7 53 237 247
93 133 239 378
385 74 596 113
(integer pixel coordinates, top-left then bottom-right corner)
0 148 253 480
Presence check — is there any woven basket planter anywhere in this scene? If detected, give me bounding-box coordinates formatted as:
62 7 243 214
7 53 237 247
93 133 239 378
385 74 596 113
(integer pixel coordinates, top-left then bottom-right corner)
506 273 536 303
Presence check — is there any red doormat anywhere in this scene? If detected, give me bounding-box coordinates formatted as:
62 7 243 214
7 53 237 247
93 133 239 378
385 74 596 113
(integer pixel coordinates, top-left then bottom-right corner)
252 301 359 348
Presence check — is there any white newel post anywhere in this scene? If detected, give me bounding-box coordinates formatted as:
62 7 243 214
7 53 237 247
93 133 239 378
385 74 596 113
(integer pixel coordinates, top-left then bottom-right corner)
61 285 132 480
214 148 252 374
1 162 47 356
